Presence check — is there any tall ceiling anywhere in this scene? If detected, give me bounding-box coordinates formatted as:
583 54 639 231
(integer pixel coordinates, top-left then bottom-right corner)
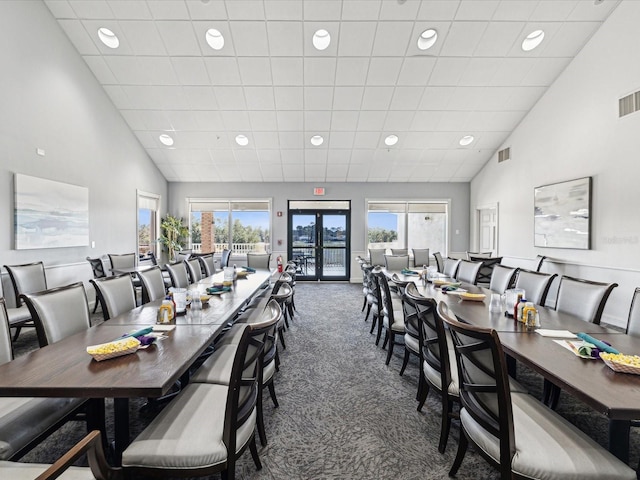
45 0 619 183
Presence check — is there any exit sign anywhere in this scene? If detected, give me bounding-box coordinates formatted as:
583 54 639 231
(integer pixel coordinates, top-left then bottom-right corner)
313 187 325 196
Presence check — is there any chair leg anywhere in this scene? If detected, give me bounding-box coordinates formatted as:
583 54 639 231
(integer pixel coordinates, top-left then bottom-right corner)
385 333 394 365
417 376 429 412
275 350 280 371
361 297 367 312
399 348 410 376
278 328 286 350
369 313 377 334
92 301 99 314
257 384 267 446
267 381 279 408
287 302 295 321
542 379 561 409
364 304 371 322
249 435 262 470
12 326 22 342
375 320 383 346
283 309 290 329
382 331 389 349
438 397 454 454
449 429 469 477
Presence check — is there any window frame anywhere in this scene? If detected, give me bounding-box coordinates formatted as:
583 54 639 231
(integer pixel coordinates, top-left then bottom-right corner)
136 190 161 260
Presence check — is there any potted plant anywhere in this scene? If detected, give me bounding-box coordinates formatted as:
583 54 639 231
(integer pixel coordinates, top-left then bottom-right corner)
158 215 189 262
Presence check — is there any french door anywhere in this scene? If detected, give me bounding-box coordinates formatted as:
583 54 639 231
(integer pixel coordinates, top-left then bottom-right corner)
288 203 350 281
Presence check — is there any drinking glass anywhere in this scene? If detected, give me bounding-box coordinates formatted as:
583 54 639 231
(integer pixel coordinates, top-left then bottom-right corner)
489 293 503 313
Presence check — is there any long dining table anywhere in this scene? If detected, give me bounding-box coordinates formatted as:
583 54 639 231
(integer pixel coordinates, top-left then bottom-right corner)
0 269 273 465
388 269 640 464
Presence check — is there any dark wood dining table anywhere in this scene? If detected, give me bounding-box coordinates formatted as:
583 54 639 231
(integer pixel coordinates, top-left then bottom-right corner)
388 269 640 463
0 270 273 465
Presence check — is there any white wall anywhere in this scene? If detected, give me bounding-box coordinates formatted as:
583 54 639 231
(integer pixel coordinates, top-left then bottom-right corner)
0 1 167 304
169 181 470 281
470 0 640 328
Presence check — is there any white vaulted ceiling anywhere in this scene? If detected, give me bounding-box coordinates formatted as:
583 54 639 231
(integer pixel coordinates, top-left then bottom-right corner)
45 0 619 183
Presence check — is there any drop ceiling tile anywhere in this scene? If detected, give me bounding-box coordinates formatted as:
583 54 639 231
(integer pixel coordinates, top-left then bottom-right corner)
119 110 147 130
524 58 571 86
229 21 269 56
430 132 460 148
332 87 364 110
303 0 342 20
257 149 282 163
209 149 236 163
279 132 305 149
182 86 219 110
404 132 433 149
411 111 443 131
213 86 246 110
171 57 210 85
327 148 352 162
372 22 413 56
264 0 303 20
529 1 576 21
353 131 380 148
304 58 338 86
252 132 280 149
280 149 304 164
474 86 514 110
69 0 113 18
271 57 304 85
83 55 117 84
569 0 619 21
419 86 456 110
138 110 171 130
389 86 425 110
383 110 415 131
447 86 485 110
304 87 334 110
303 22 340 56
118 20 167 55
361 86 394 110
165 110 199 131
394 149 424 163
156 21 201 55
274 86 303 110
335 57 370 85
304 150 328 165
238 58 273 85
459 58 502 86
506 86 546 110
379 0 420 20
185 0 227 19
366 57 403 85
108 0 152 19
436 111 470 131
337 22 376 56
341 0 381 20
440 22 487 57
357 111 386 131
234 149 260 165
474 21 526 57
351 149 375 163
492 1 538 21
276 111 304 131
103 56 145 84
429 58 470 85
455 1 500 21
475 131 510 149
58 19 100 55
283 164 304 177
420 150 446 163
248 111 277 131
464 111 497 131
225 0 265 20
192 111 225 131
488 58 535 86
417 1 460 21
137 57 179 85
134 130 158 148
204 58 242 85
267 21 304 56
397 57 437 86
305 165 327 180
146 0 190 20
305 111 331 131
487 111 525 131
120 85 158 109
330 111 359 131
221 111 251 131
541 22 600 57
45 0 76 19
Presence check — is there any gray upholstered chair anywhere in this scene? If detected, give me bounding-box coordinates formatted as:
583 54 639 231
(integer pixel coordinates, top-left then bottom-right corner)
533 254 546 272
412 248 430 268
374 269 405 365
0 297 87 461
439 301 636 480
514 269 557 306
197 253 216 277
384 254 409 271
21 282 92 348
90 275 137 321
455 260 482 285
3 262 47 340
220 249 233 268
443 258 461 278
165 262 190 289
185 258 203 283
86 256 107 313
368 248 386 266
626 287 640 336
137 266 167 304
107 253 136 272
192 300 282 447
399 283 421 377
555 275 618 325
489 265 518 294
121 323 263 479
432 252 445 273
246 253 271 270
390 248 408 255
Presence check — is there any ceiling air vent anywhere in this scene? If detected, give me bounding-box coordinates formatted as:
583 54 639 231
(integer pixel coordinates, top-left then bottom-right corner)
498 147 510 163
618 91 640 117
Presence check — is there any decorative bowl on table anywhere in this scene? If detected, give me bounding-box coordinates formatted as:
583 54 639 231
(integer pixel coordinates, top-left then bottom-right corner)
600 352 640 375
459 292 486 302
200 294 212 304
433 279 461 287
236 270 249 278
87 337 141 362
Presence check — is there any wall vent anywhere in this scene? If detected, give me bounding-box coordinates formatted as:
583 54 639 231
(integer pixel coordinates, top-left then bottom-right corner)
498 147 510 163
619 90 640 117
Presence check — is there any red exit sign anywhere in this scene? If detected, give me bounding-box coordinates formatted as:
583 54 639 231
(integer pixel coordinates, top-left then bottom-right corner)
313 187 325 196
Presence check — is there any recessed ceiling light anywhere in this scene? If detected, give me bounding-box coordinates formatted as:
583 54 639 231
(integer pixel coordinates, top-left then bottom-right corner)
310 135 324 146
522 29 545 52
417 29 438 50
97 27 119 49
205 28 224 50
312 29 331 51
459 135 474 146
235 134 249 146
384 134 399 146
159 134 174 146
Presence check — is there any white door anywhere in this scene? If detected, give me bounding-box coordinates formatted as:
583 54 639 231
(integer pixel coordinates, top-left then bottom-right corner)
478 207 497 255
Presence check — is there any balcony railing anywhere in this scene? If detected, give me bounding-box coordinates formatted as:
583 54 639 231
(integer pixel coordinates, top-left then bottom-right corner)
191 243 268 255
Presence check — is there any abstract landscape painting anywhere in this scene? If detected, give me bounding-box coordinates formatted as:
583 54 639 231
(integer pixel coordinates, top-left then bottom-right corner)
14 173 89 249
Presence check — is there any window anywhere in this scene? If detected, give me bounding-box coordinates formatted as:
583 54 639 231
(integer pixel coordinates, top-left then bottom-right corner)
137 191 160 258
189 200 271 255
367 201 448 254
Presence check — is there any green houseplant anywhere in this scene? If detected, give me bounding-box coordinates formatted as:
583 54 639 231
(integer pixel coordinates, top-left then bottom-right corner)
158 215 189 262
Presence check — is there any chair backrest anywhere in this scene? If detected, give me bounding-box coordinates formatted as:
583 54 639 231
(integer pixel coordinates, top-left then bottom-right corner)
438 301 515 471
165 262 190 289
90 275 137 321
555 275 618 324
466 251 492 260
21 283 91 347
412 248 430 268
250 299 282 369
373 269 396 325
86 257 106 279
489 265 518 294
433 252 445 273
384 254 409 271
3 262 47 307
221 249 233 268
185 258 203 283
472 257 503 285
147 252 160 265
455 260 483 285
533 255 546 272
514 269 557 306
137 267 167 304
0 299 14 364
174 251 191 263
626 288 640 336
246 253 271 270
390 248 408 255
443 258 461 278
107 253 136 271
197 253 216 277
368 248 386 266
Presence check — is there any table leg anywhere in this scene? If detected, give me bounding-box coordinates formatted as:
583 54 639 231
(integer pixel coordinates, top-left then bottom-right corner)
608 419 630 463
114 398 130 466
505 354 517 379
86 398 106 447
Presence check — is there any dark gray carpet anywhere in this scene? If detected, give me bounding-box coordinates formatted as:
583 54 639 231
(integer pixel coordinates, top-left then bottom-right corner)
12 282 639 479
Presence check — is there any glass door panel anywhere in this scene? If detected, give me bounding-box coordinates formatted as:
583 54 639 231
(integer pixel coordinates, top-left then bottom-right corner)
291 214 317 277
321 214 347 278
